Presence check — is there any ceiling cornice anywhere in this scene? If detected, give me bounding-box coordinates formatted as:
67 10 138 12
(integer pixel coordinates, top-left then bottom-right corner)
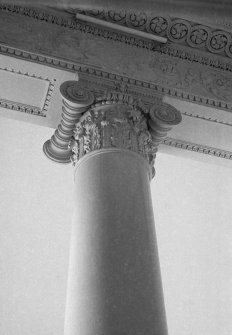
1 4 232 66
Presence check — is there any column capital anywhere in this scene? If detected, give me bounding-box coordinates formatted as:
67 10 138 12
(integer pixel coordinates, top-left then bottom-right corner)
43 80 182 175
69 103 155 174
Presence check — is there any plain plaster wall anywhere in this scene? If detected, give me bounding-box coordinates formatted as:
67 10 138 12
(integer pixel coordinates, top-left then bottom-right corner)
0 117 231 335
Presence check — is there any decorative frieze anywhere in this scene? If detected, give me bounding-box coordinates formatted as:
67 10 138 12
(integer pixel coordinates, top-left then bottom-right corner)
76 10 232 59
1 3 232 60
1 4 232 70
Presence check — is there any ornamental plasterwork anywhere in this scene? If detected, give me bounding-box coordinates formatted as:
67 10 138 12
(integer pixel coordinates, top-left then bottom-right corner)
1 4 232 62
72 10 232 59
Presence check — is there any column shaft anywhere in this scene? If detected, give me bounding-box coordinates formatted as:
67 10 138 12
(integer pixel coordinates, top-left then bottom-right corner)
64 149 168 335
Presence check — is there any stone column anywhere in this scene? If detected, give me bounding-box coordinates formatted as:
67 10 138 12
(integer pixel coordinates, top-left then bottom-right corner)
43 81 182 335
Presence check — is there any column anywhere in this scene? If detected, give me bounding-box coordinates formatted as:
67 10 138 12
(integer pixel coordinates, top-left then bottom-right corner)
43 81 182 335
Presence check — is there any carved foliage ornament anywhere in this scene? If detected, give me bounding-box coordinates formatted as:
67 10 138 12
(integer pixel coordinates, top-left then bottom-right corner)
69 103 157 172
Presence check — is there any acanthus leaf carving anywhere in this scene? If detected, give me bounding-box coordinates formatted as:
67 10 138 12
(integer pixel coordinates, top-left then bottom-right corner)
70 103 157 168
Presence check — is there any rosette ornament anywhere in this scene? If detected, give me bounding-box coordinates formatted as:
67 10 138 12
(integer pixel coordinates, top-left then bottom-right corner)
148 102 182 147
43 81 94 163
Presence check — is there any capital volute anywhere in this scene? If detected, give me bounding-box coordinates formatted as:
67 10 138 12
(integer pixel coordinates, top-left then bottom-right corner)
148 102 182 146
60 81 95 109
149 102 182 126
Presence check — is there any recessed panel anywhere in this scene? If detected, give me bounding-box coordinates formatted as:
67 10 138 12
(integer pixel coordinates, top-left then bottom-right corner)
0 68 49 109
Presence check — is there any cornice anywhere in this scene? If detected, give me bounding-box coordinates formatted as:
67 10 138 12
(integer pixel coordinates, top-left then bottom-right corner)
1 4 232 72
0 66 55 117
162 137 232 160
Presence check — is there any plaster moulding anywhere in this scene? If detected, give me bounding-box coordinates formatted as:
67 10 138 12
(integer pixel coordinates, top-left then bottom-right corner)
0 4 231 69
162 137 232 161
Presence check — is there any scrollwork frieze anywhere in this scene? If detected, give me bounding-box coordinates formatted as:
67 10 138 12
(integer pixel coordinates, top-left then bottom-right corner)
80 10 232 59
2 3 232 67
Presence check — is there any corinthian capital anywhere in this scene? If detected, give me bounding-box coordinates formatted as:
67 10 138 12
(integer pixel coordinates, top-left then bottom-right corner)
69 103 155 166
43 80 182 175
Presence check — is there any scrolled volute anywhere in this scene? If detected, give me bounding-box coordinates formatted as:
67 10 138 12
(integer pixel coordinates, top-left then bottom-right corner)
60 81 95 108
149 102 182 126
148 102 182 146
